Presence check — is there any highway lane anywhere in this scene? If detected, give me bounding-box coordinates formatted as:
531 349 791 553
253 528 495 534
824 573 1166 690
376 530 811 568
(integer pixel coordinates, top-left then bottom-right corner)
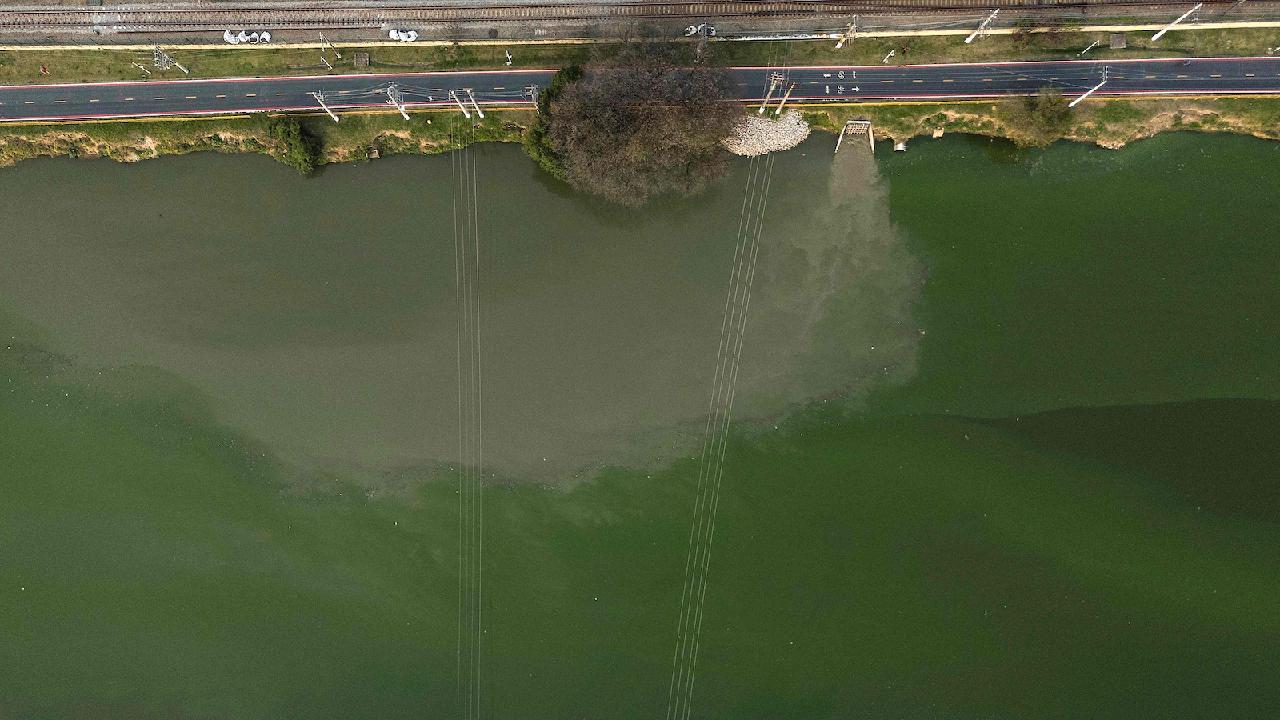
3 57 1280 122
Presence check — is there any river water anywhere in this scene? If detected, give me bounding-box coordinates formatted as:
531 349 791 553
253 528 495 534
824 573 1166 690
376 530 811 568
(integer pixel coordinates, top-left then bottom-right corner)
2 134 1278 718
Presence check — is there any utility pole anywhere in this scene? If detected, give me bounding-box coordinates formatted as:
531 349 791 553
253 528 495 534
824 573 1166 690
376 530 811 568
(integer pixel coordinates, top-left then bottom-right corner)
758 72 783 114
965 10 999 44
1078 40 1101 57
311 91 340 122
319 32 342 59
1152 3 1203 41
773 83 795 115
449 90 472 119
153 46 189 74
834 17 857 50
1068 66 1108 108
385 83 410 121
465 88 484 119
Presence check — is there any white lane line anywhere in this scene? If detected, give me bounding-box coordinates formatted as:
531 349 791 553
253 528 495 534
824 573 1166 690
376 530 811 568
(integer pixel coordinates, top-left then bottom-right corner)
89 98 99 103
1246 73 1256 77
23 100 33 104
185 95 197 99
124 97 134 101
216 94 227 98
245 93 257 97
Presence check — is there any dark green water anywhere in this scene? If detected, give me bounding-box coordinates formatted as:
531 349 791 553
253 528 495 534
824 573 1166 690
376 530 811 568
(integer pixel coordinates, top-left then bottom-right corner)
2 133 1278 718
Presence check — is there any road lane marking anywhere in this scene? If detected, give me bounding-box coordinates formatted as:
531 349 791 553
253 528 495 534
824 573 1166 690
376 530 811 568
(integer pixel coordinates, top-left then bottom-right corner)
24 100 33 104
1246 73 1255 77
880 79 894 83
124 97 134 101
1210 74 1222 78
245 93 257 97
154 96 164 100
185 95 197 99
89 99 99 103
1177 74 1189 78
53 99 66 103
982 78 992 82
216 94 226 98
1146 74 1157 79
912 79 923 83
942 78 954 83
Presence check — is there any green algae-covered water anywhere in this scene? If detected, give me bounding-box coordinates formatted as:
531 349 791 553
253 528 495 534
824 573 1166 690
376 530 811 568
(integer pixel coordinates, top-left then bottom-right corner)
2 134 1278 718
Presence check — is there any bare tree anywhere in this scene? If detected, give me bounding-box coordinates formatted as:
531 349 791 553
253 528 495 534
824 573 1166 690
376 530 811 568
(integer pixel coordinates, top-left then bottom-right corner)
532 43 743 207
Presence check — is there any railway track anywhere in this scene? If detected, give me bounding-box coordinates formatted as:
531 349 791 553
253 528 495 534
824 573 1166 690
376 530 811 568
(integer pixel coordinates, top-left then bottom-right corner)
0 1 1253 33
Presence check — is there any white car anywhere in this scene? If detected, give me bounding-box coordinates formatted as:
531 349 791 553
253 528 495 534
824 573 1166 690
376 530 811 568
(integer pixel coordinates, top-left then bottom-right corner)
389 29 419 42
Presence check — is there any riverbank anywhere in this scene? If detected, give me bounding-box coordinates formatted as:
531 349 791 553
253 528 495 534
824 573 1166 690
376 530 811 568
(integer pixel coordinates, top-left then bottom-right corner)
3 95 1278 172
811 96 1280 149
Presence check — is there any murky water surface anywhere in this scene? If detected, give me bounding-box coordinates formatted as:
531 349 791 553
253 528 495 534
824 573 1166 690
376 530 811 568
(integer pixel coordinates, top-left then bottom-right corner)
2 134 1278 718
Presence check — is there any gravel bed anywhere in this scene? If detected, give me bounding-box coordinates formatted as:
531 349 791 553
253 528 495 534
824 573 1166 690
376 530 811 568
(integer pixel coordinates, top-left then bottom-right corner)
722 109 811 157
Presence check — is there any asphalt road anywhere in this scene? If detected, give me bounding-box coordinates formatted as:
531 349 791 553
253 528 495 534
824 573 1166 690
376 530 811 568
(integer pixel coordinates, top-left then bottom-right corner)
3 57 1279 122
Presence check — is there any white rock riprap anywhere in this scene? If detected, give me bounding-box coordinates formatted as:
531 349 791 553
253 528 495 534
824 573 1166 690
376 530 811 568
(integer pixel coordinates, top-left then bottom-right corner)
722 110 811 157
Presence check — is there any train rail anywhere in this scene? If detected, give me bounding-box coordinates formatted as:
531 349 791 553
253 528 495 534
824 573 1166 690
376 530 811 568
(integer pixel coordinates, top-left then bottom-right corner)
0 1 1258 34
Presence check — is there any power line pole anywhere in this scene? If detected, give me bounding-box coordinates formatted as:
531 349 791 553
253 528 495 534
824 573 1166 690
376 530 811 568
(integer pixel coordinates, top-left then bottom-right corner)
449 90 472 119
153 46 188 74
758 72 783 114
773 83 795 115
1152 3 1203 41
1069 65 1109 108
385 83 410 121
464 88 484 119
319 32 342 59
311 91 340 122
834 17 857 50
965 10 999 44
1078 40 1101 57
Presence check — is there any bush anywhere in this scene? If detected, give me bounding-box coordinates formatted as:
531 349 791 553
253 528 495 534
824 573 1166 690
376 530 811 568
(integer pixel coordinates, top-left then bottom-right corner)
266 116 322 175
524 45 741 207
999 88 1072 147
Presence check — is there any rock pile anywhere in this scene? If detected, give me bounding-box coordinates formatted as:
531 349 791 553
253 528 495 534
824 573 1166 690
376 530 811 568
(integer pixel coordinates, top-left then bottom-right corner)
722 110 811 157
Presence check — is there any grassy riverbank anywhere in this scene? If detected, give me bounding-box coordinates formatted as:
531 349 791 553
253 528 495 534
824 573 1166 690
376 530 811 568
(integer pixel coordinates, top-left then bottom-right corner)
3 95 1278 173
0 110 526 169
806 96 1280 149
